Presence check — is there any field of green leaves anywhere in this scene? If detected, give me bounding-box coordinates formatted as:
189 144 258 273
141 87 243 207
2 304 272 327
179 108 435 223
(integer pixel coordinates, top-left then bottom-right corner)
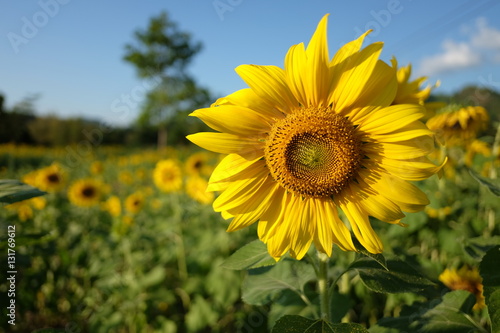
0 128 499 332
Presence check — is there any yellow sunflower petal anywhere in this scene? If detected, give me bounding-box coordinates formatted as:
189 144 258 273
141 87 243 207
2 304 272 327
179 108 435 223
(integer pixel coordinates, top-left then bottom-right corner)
330 41 384 113
337 194 383 254
235 64 297 112
285 43 308 106
186 132 263 158
359 104 425 134
213 162 269 212
352 183 405 223
304 13 330 107
207 154 262 192
314 197 355 255
378 156 444 181
364 136 435 160
190 106 271 135
226 181 280 232
257 187 287 242
212 88 284 119
368 172 430 213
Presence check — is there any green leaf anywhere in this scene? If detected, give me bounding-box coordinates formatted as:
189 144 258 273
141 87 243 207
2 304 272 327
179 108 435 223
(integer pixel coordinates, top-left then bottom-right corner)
353 257 435 294
0 179 46 205
221 239 276 270
353 238 388 270
185 295 219 332
242 258 315 306
464 236 500 260
271 315 319 333
330 290 351 323
329 323 369 333
480 246 500 333
377 290 478 332
271 315 369 333
469 169 500 196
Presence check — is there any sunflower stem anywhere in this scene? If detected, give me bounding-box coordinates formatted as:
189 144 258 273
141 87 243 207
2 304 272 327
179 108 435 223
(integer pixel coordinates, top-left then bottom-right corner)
317 252 331 322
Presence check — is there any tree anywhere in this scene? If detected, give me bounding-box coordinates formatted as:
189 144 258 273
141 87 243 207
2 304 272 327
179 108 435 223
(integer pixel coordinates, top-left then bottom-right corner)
123 11 211 148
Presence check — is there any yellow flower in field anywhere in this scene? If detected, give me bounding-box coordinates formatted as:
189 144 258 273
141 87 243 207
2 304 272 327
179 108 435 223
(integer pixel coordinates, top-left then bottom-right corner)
30 196 47 210
35 164 65 192
185 152 212 176
464 139 491 167
392 59 442 120
153 159 182 192
186 176 214 204
68 179 105 207
22 170 39 187
103 195 121 217
439 266 485 310
187 14 443 259
125 192 145 214
6 201 33 221
90 161 104 175
427 105 489 146
119 170 134 185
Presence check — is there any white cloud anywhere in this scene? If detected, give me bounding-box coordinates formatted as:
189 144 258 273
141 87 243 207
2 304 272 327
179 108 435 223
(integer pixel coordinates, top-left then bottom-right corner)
418 17 500 76
471 17 500 50
418 40 481 76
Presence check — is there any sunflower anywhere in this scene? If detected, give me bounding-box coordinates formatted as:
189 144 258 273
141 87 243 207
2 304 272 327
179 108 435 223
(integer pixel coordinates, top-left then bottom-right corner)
186 176 214 205
187 14 443 259
5 201 33 221
464 139 491 167
103 195 122 217
35 164 65 192
90 161 104 175
426 105 489 146
153 159 182 193
68 179 105 207
392 59 443 120
125 192 145 214
439 266 485 310
185 152 213 176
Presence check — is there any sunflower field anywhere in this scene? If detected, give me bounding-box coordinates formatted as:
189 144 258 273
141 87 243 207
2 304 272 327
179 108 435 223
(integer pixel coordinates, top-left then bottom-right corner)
2 13 500 333
1 108 499 333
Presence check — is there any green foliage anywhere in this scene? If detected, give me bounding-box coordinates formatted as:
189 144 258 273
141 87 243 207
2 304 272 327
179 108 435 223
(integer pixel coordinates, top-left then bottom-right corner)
480 246 500 332
0 179 46 205
377 290 479 333
469 168 500 196
271 315 369 333
352 257 436 294
242 258 316 306
221 239 277 270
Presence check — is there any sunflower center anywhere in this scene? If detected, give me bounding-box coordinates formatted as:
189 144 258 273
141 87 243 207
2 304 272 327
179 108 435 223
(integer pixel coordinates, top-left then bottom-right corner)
82 186 96 198
47 173 60 184
264 107 363 198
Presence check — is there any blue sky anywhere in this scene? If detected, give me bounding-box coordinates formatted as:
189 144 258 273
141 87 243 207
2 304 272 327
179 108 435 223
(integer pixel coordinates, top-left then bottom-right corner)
1 0 500 126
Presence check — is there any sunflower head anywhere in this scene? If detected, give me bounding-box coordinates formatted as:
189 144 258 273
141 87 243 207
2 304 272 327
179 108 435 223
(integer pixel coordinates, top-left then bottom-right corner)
125 192 145 214
35 164 65 192
185 152 213 176
439 266 485 310
427 105 489 146
188 14 443 259
186 176 214 204
103 195 122 217
153 159 183 193
68 179 105 207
